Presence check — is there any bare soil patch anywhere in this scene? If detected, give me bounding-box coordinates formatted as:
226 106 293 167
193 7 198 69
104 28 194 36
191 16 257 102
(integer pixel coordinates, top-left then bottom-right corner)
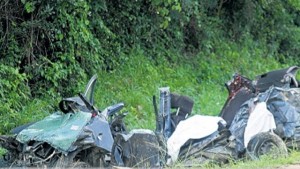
277 163 300 169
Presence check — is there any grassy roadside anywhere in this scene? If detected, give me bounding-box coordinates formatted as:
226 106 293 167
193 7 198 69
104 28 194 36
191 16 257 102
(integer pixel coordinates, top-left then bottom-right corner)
171 151 300 169
221 151 300 169
0 49 298 167
0 148 299 168
94 49 289 129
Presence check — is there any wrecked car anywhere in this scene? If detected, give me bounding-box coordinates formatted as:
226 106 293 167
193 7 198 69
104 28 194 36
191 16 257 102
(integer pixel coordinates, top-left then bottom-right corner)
112 66 300 167
178 66 300 164
111 91 285 168
0 75 128 168
225 66 300 155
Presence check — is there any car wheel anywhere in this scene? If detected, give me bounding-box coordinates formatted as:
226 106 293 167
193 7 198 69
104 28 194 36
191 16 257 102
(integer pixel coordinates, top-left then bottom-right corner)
246 132 288 160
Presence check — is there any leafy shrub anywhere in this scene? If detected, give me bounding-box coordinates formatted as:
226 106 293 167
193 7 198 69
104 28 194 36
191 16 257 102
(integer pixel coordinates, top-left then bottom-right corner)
0 0 299 133
0 64 29 133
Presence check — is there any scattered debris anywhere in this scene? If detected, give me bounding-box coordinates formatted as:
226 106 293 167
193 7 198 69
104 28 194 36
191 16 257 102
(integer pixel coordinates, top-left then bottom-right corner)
0 75 128 168
2 66 300 168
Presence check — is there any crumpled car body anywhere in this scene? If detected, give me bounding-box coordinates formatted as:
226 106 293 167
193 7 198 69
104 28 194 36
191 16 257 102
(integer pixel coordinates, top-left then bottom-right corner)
230 86 300 153
112 66 299 167
175 67 300 165
0 75 127 168
220 66 300 157
171 66 300 165
224 66 300 151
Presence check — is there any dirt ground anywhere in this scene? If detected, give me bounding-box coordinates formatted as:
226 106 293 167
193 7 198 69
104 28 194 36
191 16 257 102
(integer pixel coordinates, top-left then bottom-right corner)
277 164 300 169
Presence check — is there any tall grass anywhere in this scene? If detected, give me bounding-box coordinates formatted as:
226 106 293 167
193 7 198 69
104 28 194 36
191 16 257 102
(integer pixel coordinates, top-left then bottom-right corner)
9 40 294 131
92 46 290 129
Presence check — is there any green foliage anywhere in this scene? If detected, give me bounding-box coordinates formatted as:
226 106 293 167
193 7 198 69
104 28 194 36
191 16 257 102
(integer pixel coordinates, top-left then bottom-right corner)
0 0 300 133
92 47 283 129
177 151 300 169
0 64 28 133
0 64 57 134
92 49 200 129
151 0 182 28
288 0 300 12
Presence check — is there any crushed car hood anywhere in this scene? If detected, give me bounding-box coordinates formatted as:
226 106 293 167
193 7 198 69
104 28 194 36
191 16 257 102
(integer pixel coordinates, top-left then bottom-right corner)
16 111 92 152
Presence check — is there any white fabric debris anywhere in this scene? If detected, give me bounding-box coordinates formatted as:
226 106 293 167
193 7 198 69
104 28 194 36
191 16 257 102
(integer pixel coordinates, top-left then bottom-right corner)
167 115 224 162
244 102 276 147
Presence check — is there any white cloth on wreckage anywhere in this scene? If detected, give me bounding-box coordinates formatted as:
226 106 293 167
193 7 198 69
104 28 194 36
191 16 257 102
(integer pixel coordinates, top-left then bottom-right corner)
244 102 276 147
167 115 224 162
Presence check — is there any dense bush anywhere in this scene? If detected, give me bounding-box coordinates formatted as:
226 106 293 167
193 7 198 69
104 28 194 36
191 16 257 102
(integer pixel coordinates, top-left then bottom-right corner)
0 0 299 132
0 64 29 131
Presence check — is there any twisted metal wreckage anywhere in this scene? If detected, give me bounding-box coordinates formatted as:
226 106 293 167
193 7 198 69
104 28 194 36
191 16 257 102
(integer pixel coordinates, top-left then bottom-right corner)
112 66 300 167
1 66 300 168
0 75 128 167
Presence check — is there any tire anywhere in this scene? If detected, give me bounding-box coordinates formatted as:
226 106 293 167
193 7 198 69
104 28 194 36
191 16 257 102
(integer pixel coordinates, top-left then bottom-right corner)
111 132 161 168
0 157 11 168
246 132 288 160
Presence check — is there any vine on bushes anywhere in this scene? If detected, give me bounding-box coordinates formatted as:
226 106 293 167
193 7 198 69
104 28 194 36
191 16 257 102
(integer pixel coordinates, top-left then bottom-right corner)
0 0 300 132
1 0 299 96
